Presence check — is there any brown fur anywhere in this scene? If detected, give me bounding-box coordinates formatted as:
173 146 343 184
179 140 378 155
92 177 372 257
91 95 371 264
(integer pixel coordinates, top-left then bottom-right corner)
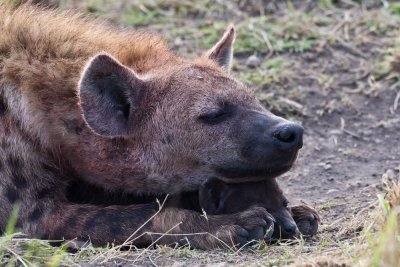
290 204 320 236
65 178 319 241
0 3 302 248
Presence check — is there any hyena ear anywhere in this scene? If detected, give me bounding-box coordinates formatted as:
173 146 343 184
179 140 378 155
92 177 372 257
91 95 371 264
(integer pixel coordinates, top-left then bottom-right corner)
79 53 146 137
199 177 230 214
205 25 236 71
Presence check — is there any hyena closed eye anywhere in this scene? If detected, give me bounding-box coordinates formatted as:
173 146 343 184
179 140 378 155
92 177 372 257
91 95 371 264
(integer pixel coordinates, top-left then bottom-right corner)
0 3 303 249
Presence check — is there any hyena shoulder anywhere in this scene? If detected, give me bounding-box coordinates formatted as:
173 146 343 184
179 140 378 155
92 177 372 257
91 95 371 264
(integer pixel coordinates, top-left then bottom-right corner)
0 3 174 232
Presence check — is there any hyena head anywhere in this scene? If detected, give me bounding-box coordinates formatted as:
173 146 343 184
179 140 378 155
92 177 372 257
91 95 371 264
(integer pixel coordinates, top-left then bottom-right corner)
77 26 303 192
199 177 298 239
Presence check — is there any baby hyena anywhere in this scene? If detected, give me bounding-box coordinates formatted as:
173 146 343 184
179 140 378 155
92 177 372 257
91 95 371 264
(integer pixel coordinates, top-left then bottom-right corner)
198 178 320 240
0 4 305 249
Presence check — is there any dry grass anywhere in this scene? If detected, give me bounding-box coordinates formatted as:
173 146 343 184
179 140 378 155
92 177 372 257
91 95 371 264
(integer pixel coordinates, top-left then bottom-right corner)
293 167 400 267
360 173 400 267
1 177 398 266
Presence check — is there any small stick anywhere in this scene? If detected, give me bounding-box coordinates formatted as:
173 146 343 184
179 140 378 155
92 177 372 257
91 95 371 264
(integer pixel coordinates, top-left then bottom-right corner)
393 91 400 111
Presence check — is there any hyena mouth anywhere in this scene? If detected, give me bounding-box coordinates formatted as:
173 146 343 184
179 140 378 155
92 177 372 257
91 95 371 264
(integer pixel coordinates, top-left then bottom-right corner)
215 151 299 183
215 164 294 183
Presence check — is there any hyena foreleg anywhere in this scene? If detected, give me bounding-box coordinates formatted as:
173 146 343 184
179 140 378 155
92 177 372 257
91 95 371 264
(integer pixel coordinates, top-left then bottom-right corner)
30 202 274 249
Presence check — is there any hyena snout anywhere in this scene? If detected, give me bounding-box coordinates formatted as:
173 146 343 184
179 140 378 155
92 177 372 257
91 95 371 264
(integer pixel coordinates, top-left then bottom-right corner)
241 113 303 164
218 113 304 180
273 123 303 151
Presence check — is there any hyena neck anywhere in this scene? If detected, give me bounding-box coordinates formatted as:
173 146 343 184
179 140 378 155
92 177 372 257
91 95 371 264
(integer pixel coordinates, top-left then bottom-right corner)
65 131 209 194
61 128 144 189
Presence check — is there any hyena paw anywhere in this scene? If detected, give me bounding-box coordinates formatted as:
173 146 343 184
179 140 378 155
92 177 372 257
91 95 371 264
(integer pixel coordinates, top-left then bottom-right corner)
213 207 275 247
291 204 320 236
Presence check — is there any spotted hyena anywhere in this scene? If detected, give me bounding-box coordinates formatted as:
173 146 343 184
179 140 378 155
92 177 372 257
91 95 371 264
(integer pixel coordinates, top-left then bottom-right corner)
0 4 305 249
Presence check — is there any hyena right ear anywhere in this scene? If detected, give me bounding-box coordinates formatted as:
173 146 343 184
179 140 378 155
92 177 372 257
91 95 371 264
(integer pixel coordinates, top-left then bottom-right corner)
79 53 147 137
205 25 236 71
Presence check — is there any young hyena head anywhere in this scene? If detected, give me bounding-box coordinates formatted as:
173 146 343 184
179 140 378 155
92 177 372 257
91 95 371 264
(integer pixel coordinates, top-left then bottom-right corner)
77 26 303 191
199 177 298 239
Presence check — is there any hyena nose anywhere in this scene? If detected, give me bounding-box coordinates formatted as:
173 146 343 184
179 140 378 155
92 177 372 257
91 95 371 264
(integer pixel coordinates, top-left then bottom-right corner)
273 123 303 150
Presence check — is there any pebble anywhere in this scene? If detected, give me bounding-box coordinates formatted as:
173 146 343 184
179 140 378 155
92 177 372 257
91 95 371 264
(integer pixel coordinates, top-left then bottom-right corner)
246 55 261 68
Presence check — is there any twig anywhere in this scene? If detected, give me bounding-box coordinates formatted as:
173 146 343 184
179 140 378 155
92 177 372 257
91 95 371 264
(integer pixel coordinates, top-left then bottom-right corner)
138 231 237 252
336 37 367 59
339 71 371 87
133 222 183 263
278 97 304 110
148 255 158 267
343 129 361 139
318 17 347 50
122 195 169 246
94 196 170 263
6 247 30 267
255 28 274 59
393 91 400 111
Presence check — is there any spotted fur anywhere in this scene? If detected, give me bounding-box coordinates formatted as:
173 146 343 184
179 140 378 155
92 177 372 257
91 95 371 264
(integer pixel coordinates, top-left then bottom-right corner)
0 3 298 248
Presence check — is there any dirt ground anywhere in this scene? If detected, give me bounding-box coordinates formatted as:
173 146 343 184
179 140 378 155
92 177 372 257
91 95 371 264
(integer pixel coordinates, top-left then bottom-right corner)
3 0 400 266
